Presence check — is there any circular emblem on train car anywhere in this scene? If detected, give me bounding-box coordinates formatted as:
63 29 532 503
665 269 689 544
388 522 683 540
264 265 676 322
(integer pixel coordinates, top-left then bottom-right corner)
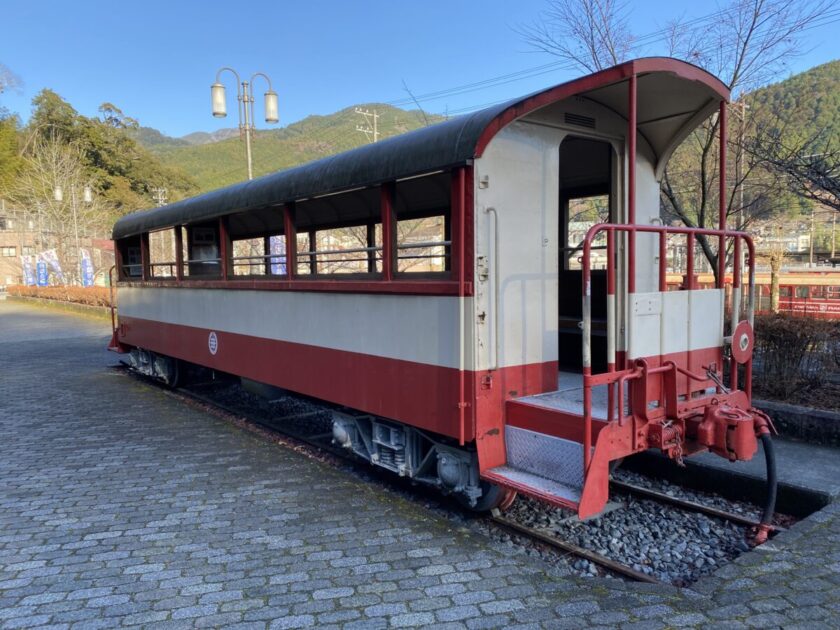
208 331 219 356
731 320 753 364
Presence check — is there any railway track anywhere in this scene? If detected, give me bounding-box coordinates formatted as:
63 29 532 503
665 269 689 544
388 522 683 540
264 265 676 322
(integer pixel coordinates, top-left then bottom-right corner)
488 481 784 585
119 365 779 585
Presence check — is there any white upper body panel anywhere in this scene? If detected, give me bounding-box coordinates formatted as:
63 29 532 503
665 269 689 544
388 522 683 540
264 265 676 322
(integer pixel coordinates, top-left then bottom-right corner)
119 287 474 370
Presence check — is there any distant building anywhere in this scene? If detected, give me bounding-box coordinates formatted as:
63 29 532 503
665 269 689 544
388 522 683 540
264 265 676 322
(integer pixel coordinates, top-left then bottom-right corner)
0 205 114 287
0 208 37 286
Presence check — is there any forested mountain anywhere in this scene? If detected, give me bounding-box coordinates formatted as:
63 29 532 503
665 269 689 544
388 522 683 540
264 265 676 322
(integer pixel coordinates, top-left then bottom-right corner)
747 59 840 143
136 104 442 193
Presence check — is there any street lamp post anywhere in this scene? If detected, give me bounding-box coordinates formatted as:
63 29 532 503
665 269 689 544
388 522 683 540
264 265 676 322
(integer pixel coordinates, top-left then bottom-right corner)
211 68 279 180
54 184 93 285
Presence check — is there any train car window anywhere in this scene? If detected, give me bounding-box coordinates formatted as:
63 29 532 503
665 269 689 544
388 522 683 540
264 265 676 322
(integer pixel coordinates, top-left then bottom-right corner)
306 224 382 275
397 216 447 273
223 206 287 277
117 237 142 279
231 236 286 276
795 286 809 299
394 172 451 275
811 285 827 299
148 229 178 279
296 232 313 276
779 286 792 297
186 223 221 277
565 195 610 270
293 187 381 277
827 287 840 300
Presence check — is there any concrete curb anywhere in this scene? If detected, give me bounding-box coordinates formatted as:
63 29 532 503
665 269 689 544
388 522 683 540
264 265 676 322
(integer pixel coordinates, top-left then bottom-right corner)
754 398 840 446
6 295 114 321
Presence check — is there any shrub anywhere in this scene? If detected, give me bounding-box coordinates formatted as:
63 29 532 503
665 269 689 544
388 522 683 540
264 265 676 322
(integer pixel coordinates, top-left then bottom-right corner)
7 285 114 308
752 313 839 400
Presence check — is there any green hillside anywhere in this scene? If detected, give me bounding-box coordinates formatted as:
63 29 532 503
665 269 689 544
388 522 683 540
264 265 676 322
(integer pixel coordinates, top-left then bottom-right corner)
135 60 840 198
140 104 442 193
746 59 840 143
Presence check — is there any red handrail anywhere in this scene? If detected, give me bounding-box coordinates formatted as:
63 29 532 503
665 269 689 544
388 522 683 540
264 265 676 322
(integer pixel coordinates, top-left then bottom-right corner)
580 223 755 475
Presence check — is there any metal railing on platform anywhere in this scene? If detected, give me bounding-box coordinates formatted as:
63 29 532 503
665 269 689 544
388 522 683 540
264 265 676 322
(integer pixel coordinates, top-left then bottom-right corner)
579 223 756 478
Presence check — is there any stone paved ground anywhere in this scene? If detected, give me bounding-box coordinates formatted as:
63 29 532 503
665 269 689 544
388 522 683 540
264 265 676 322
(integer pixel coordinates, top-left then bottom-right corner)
1 299 840 629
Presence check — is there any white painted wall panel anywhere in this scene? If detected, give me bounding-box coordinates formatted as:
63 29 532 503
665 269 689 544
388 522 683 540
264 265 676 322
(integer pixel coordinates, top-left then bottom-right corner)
473 122 564 370
628 288 724 359
688 289 724 351
661 290 689 355
118 287 472 370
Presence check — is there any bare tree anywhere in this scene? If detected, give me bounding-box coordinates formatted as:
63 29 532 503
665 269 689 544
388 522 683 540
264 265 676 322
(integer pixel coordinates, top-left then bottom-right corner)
11 135 110 284
521 0 827 279
755 221 789 312
0 62 22 96
518 0 634 73
748 128 839 213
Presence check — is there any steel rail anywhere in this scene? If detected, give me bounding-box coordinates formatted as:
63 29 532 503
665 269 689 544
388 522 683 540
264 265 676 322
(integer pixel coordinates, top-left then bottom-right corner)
489 511 661 584
610 479 786 532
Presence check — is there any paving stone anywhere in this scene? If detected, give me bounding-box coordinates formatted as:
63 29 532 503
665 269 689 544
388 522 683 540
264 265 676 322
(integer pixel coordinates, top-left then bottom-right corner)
390 611 437 627
1 301 839 630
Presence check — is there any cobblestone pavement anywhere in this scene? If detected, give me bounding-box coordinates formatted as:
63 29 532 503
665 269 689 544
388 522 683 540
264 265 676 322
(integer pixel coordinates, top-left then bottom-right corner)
1 300 840 629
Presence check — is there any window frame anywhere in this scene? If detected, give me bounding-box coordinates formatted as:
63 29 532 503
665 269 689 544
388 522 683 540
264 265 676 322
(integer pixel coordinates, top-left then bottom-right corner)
115 167 472 296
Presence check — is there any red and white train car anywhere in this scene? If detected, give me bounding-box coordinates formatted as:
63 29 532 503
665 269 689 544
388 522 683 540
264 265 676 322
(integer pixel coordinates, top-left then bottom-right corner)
667 272 840 319
111 58 775 531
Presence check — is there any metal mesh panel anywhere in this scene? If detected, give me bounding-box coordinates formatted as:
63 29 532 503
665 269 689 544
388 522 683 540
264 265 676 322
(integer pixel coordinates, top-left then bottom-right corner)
489 466 582 503
504 426 584 490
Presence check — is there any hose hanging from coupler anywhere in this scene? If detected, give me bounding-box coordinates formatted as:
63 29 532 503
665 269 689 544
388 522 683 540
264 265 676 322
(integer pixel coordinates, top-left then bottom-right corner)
754 432 777 545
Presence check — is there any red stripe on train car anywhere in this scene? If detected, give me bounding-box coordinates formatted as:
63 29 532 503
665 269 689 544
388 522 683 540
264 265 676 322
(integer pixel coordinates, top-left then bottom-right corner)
119 315 477 441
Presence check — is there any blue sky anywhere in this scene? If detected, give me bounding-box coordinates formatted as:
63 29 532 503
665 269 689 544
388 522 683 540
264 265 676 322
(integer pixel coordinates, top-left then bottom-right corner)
1 0 838 138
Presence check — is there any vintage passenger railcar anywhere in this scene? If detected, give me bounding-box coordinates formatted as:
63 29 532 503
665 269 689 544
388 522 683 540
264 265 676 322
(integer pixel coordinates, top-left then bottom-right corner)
111 58 776 534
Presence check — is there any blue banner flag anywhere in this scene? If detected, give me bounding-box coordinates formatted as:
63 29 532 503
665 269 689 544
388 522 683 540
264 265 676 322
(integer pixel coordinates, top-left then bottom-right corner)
21 255 36 286
80 249 95 287
36 261 49 286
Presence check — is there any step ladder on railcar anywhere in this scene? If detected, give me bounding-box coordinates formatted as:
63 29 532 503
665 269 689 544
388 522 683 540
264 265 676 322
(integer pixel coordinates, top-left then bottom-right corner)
482 223 754 520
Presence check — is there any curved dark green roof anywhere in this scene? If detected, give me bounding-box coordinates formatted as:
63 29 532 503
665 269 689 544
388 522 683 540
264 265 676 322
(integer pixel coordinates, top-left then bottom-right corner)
113 57 729 240
112 103 510 239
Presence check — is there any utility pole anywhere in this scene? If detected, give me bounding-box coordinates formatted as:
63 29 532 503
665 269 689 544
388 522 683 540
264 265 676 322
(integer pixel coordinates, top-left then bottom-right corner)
152 187 168 207
355 107 379 143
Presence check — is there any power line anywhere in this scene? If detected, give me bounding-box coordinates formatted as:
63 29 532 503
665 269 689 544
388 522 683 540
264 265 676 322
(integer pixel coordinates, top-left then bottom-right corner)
190 6 840 188
383 6 840 110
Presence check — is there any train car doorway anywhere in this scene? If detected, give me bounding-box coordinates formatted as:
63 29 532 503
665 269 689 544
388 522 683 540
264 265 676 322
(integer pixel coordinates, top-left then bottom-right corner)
558 136 614 372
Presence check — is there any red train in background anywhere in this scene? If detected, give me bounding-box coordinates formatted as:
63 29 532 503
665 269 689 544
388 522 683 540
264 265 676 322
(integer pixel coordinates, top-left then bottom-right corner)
667 271 840 319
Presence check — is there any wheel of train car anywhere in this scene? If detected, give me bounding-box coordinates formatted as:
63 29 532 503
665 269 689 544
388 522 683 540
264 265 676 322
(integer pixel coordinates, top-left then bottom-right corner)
458 482 516 512
153 354 181 389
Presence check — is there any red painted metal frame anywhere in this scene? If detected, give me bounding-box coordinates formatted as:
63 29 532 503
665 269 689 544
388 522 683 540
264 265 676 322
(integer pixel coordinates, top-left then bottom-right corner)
220 218 231 281
718 101 727 288
117 278 468 296
174 226 184 281
284 203 296 280
140 233 150 281
627 73 637 295
474 57 730 159
581 222 756 478
381 183 396 282
454 166 468 445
